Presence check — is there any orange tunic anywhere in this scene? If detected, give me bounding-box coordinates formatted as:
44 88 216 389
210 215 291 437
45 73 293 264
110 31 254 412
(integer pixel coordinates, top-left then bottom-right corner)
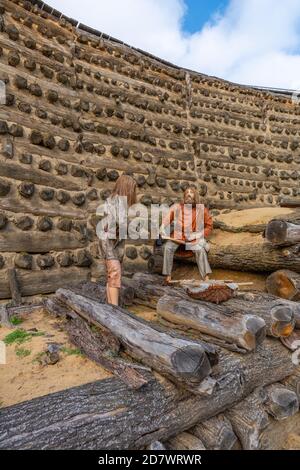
161 203 213 258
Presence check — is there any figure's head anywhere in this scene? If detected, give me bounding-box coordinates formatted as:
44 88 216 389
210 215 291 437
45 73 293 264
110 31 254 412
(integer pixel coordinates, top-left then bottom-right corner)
183 187 200 206
112 174 137 207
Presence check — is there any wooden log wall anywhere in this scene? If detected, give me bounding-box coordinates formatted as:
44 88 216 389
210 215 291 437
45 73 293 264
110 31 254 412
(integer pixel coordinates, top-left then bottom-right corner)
1 0 300 297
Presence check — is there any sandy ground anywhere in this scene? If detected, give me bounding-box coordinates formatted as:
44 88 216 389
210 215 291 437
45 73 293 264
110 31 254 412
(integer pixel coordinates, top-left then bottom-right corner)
215 207 295 228
0 308 111 408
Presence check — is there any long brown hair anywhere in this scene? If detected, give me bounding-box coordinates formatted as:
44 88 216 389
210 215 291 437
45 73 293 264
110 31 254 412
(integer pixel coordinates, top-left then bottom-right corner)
112 174 137 207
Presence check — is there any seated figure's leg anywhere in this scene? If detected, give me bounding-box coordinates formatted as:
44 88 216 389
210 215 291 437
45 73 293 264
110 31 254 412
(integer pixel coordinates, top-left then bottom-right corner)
194 247 212 280
162 240 179 276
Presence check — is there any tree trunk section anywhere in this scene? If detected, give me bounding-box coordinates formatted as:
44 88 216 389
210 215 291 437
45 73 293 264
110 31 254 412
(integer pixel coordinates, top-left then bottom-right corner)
191 414 238 450
55 289 212 388
0 338 294 450
264 220 300 246
157 295 266 352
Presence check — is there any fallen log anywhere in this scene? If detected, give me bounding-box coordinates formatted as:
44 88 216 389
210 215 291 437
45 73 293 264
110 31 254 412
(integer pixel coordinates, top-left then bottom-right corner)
222 292 296 338
148 242 300 274
264 384 299 420
55 289 213 388
156 295 266 352
281 367 300 399
0 339 294 450
191 414 238 450
266 270 300 302
226 389 270 450
69 280 135 307
167 432 206 450
129 273 297 338
44 297 152 390
264 220 300 246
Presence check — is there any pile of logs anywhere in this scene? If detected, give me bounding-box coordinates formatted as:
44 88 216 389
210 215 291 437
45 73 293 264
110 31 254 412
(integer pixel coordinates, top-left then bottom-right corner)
1 272 300 450
264 218 300 305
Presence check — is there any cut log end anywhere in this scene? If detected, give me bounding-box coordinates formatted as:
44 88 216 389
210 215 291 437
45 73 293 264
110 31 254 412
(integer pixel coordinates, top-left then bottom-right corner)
265 220 288 246
271 306 295 338
244 317 266 351
171 346 211 383
266 388 299 420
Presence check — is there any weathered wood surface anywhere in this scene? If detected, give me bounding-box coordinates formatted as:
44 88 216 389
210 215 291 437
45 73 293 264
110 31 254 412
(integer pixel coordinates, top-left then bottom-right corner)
264 384 299 420
191 414 238 450
266 270 300 302
0 230 87 252
226 389 270 450
148 242 300 274
55 289 213 388
0 338 294 450
281 367 300 399
224 291 297 338
157 294 266 352
127 273 296 338
69 280 135 307
167 432 206 451
45 297 151 390
8 268 22 306
0 268 90 299
264 220 300 246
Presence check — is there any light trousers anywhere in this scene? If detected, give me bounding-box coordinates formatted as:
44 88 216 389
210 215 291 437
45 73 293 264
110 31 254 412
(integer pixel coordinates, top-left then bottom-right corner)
162 240 212 279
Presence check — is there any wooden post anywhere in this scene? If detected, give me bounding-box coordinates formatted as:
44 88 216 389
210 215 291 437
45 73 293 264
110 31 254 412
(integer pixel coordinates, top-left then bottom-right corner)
8 268 22 306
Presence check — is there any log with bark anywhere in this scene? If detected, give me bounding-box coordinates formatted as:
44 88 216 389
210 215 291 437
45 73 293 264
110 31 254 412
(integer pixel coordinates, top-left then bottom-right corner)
54 289 213 389
223 291 297 338
157 295 266 352
128 273 297 339
266 270 300 303
44 297 151 390
69 280 135 307
264 220 300 247
166 432 206 450
191 414 238 450
225 389 270 450
0 338 294 450
148 242 300 274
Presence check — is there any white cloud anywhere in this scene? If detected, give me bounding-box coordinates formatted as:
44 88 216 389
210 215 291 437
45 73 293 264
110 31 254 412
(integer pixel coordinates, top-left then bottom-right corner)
47 0 300 89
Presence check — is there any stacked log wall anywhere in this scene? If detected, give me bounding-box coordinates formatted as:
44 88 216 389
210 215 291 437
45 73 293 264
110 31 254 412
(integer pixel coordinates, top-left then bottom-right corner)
0 0 300 297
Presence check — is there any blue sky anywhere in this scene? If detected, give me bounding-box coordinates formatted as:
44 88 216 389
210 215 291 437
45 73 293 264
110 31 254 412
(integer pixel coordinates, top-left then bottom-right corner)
183 0 228 33
47 0 300 89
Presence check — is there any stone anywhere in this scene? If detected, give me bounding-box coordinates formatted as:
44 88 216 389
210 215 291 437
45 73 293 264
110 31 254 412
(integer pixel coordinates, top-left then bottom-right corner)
37 217 53 232
15 216 34 231
15 254 33 270
37 254 55 269
18 182 34 198
0 179 10 197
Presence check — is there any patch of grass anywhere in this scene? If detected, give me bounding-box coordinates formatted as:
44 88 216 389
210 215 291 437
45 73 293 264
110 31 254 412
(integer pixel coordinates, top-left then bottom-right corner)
10 316 23 326
3 329 44 345
15 347 31 358
61 346 83 357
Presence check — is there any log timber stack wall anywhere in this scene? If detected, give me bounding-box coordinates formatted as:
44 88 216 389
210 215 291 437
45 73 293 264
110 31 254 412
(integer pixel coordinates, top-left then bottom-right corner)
0 0 300 297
